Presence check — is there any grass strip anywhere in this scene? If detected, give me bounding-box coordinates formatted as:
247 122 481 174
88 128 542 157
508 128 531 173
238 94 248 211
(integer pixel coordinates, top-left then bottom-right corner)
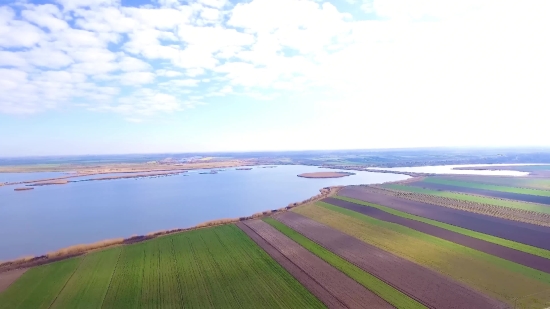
383 184 550 214
334 195 550 260
297 203 550 306
424 177 550 197
263 217 426 309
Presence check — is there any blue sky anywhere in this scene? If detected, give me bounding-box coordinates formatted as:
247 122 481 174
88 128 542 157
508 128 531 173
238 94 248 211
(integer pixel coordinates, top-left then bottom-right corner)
1 0 549 156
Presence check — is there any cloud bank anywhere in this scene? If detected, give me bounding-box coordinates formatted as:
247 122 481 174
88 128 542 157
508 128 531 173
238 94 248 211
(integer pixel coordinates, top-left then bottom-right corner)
0 0 549 124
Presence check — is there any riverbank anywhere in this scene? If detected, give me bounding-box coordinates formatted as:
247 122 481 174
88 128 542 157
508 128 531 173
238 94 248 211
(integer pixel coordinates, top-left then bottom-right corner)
0 185 342 273
1 160 255 187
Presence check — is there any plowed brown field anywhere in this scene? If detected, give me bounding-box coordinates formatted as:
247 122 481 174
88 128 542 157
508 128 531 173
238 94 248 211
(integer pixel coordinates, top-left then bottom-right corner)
323 197 550 273
238 220 393 309
339 186 550 250
0 269 27 293
274 212 504 309
371 185 550 227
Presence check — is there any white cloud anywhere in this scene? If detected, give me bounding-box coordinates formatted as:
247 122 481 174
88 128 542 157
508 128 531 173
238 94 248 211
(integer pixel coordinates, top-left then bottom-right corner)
0 0 548 133
119 72 155 85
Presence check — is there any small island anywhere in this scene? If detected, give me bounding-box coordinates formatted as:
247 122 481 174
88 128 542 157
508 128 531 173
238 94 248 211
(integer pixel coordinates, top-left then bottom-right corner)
236 168 253 170
297 172 355 178
14 187 34 191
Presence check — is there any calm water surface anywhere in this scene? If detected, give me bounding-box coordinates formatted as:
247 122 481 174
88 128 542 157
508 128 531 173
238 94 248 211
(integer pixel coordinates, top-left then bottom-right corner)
0 165 408 260
370 164 534 176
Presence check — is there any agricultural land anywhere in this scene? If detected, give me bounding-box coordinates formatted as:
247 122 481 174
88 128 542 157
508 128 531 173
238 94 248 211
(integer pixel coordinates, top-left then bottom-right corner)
2 174 550 308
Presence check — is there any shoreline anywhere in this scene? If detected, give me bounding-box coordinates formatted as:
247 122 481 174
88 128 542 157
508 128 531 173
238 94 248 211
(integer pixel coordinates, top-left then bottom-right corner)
0 185 342 273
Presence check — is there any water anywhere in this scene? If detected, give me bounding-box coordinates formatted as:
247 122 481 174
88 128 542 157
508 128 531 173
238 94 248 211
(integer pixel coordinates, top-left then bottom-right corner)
0 165 409 261
370 164 535 176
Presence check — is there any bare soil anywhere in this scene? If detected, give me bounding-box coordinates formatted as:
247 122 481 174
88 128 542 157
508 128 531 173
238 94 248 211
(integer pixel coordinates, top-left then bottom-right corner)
274 212 505 309
407 181 550 205
370 185 550 227
297 172 353 179
323 197 550 274
238 220 392 309
339 186 550 250
0 269 27 293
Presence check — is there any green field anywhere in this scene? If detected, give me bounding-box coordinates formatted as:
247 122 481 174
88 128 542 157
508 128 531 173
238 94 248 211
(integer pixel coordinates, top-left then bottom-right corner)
0 225 324 309
384 183 550 214
263 218 425 309
294 202 550 306
334 195 550 259
433 175 550 190
423 177 550 197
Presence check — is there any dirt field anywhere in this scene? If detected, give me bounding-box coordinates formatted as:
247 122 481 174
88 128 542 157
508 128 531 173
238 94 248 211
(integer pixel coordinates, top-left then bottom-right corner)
297 172 353 178
371 185 550 227
408 182 550 205
237 220 392 309
339 186 550 250
0 269 27 293
323 197 550 273
236 223 346 309
274 212 504 309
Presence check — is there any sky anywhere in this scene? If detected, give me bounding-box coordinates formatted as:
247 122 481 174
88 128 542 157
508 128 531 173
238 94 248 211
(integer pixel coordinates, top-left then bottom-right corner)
0 0 549 156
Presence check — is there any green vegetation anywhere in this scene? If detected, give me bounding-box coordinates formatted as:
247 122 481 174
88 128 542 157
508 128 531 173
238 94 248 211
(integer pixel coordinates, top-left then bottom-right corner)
384 184 550 214
1 225 324 309
50 248 121 309
0 258 81 309
423 177 550 197
263 218 425 309
294 203 550 306
334 195 550 260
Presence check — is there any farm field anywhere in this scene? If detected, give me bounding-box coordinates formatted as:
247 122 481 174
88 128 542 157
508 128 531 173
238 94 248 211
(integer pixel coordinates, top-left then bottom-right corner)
262 217 424 309
429 175 550 190
0 225 324 309
238 220 391 308
293 202 550 307
273 211 503 308
337 186 550 251
323 197 550 273
375 184 550 227
423 178 550 197
408 181 550 205
383 183 550 215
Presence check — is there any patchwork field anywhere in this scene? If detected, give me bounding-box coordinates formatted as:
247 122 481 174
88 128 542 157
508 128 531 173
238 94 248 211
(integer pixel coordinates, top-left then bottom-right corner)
3 175 550 309
383 183 550 215
428 175 550 190
0 225 323 309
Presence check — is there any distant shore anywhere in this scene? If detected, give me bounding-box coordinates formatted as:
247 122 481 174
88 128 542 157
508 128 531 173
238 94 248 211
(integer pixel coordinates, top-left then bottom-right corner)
297 172 355 178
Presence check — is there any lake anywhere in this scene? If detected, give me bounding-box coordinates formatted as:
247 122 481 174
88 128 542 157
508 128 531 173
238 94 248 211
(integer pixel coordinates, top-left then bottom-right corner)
369 164 535 176
0 165 409 261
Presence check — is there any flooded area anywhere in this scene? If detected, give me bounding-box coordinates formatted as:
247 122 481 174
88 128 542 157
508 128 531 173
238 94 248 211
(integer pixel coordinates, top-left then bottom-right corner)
0 165 409 261
370 164 539 176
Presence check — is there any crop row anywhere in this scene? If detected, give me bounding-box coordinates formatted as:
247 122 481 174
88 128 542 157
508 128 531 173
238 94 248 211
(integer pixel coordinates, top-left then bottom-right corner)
293 202 550 308
383 183 550 214
371 184 550 226
0 225 322 309
423 177 550 197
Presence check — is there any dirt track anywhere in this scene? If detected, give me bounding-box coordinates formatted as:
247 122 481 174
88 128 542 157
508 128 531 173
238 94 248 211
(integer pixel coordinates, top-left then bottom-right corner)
323 197 550 273
274 212 504 309
237 221 392 309
408 182 550 205
339 186 550 250
0 269 27 293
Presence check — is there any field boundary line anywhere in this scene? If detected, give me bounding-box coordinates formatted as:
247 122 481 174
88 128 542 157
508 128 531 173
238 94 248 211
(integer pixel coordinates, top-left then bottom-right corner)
99 248 122 309
47 256 85 309
333 195 550 260
271 215 433 309
237 222 348 309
